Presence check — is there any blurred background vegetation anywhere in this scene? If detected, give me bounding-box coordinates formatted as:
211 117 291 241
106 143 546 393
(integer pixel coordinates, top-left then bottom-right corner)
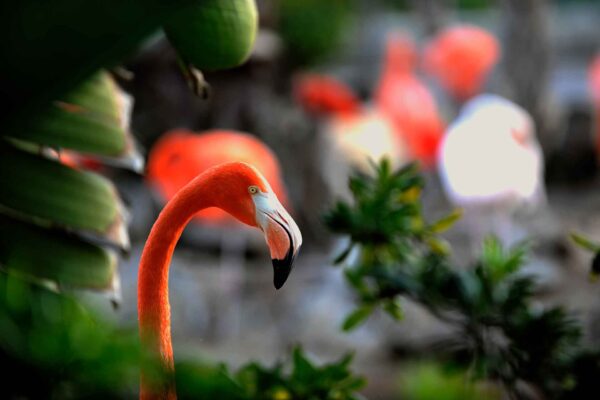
2 0 600 399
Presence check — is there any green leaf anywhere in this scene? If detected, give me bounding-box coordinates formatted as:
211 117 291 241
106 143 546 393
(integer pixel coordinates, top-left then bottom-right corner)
0 215 116 288
570 232 600 253
426 237 451 256
59 71 123 123
1 0 197 130
503 241 530 275
334 244 354 265
0 143 128 248
481 237 527 281
6 103 128 157
481 236 503 275
429 209 463 234
292 346 317 380
344 268 370 297
175 362 244 399
165 0 258 71
399 363 501 400
383 299 403 321
342 305 373 332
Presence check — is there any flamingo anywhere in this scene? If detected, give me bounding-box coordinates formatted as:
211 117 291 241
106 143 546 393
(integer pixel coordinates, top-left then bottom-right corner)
146 129 291 339
293 73 361 117
423 25 500 102
294 74 406 201
374 33 445 168
138 161 302 399
589 54 600 155
294 74 406 168
438 94 545 246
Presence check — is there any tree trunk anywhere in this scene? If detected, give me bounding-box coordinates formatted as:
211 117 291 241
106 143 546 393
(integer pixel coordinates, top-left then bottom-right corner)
501 0 553 150
410 0 453 35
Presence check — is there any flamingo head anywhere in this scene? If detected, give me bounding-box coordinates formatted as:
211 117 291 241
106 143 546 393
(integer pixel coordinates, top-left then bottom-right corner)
460 94 536 147
209 162 302 289
383 32 417 74
423 24 500 100
293 74 361 117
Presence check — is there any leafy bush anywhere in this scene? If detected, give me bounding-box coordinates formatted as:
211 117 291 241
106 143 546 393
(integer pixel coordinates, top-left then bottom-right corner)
0 269 365 399
325 160 600 399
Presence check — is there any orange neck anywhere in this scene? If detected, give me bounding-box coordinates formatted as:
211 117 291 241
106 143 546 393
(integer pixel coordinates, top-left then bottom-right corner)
138 176 213 400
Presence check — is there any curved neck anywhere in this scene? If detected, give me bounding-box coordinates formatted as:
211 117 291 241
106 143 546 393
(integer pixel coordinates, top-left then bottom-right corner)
138 178 213 400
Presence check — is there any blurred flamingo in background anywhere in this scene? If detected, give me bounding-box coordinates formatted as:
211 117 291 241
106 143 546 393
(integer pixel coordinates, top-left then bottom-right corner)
147 129 290 224
374 32 445 168
438 94 545 247
146 129 292 339
293 73 361 117
423 25 500 102
589 54 600 156
294 73 406 199
293 74 405 169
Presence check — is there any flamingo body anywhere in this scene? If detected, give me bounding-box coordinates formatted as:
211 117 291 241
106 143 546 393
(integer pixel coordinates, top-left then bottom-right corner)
438 94 544 248
375 33 445 168
147 130 289 225
589 54 600 104
325 107 406 170
294 74 407 169
438 94 544 208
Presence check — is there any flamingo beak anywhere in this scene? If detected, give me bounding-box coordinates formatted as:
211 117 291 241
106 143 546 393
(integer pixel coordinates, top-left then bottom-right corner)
511 129 527 146
254 193 302 289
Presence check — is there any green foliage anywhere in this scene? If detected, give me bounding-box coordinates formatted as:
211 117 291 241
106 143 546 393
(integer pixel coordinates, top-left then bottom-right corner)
0 142 121 235
342 304 376 331
236 347 366 400
13 101 127 156
325 160 461 323
570 232 600 277
175 362 246 400
570 232 600 253
0 73 130 290
0 0 261 290
0 271 366 399
0 215 116 289
278 0 353 66
179 346 367 400
399 363 499 400
381 0 491 11
0 0 196 129
456 0 491 10
325 160 600 399
1 0 258 125
0 271 147 399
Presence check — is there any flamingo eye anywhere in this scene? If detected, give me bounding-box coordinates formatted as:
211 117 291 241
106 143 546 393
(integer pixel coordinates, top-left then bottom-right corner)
248 185 259 194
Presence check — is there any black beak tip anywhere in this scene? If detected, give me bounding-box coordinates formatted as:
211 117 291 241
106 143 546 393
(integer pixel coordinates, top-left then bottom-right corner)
272 258 293 290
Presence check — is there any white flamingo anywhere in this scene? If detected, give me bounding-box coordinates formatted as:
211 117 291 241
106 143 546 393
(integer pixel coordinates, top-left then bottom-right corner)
438 94 546 247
